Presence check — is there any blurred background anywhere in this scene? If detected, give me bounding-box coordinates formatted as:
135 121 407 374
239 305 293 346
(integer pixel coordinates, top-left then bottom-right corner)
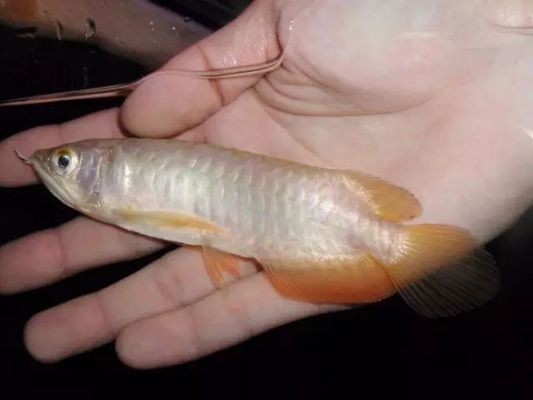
0 1 532 398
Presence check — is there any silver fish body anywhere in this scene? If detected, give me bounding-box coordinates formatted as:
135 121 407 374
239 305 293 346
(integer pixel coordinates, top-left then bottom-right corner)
65 139 395 265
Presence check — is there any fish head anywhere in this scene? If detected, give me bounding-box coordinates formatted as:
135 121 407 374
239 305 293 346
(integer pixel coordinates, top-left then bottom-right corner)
24 140 113 213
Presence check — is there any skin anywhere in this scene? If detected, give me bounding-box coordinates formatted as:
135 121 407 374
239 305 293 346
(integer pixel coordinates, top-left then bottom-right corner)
1 0 533 369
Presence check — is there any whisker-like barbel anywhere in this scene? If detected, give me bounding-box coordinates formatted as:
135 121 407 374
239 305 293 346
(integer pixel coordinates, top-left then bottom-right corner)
14 149 31 164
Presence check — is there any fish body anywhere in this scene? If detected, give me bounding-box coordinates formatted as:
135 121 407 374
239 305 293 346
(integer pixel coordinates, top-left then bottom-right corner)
26 138 500 318
71 139 394 262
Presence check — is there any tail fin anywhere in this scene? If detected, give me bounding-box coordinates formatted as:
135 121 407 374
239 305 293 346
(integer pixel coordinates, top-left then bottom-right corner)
384 224 500 318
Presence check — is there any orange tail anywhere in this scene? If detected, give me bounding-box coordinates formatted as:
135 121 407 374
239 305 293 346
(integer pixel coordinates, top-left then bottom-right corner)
384 224 500 318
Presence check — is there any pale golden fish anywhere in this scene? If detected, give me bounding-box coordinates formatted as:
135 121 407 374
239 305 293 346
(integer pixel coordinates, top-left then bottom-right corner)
20 138 500 318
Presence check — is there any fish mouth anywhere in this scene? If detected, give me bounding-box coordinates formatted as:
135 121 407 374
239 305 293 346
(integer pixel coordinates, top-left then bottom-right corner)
28 154 78 210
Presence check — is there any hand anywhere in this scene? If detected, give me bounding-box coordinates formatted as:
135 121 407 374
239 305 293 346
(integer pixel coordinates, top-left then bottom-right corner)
1 0 532 369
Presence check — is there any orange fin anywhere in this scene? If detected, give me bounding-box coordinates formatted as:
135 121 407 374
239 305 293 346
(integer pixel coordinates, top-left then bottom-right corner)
261 253 396 304
385 224 500 318
114 208 224 232
201 246 244 287
342 171 422 222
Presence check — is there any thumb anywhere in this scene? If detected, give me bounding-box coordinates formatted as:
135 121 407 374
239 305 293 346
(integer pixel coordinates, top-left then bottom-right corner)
120 0 282 138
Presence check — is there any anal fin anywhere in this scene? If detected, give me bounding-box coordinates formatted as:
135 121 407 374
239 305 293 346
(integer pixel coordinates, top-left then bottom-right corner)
261 253 396 304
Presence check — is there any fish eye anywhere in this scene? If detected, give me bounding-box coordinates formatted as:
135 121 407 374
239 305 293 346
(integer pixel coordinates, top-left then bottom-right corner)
57 154 71 168
52 147 78 174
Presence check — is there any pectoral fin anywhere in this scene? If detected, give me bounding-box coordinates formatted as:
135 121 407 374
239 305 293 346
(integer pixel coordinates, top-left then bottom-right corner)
342 171 422 222
260 253 396 303
114 208 224 232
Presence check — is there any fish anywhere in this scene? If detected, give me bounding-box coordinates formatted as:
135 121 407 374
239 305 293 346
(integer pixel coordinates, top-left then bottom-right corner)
19 137 500 318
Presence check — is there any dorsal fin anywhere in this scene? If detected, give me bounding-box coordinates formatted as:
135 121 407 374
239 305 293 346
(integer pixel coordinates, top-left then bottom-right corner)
341 171 422 222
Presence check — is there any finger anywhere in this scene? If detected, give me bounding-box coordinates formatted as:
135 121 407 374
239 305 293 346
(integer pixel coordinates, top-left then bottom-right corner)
116 273 341 369
23 246 257 363
120 0 281 138
0 216 162 294
0 108 125 187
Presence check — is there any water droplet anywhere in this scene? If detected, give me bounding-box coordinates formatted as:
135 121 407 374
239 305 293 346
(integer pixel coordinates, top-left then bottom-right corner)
13 27 38 39
55 20 64 41
85 18 96 39
183 16 191 23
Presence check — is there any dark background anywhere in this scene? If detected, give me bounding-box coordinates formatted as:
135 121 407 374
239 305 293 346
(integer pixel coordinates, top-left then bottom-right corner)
1 1 532 398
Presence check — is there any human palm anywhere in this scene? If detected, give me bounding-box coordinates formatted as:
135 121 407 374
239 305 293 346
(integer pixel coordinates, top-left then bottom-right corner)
1 0 533 369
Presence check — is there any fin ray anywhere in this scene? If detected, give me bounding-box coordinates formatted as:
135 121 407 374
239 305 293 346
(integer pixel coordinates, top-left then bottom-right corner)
397 251 500 318
385 224 500 318
201 246 244 287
